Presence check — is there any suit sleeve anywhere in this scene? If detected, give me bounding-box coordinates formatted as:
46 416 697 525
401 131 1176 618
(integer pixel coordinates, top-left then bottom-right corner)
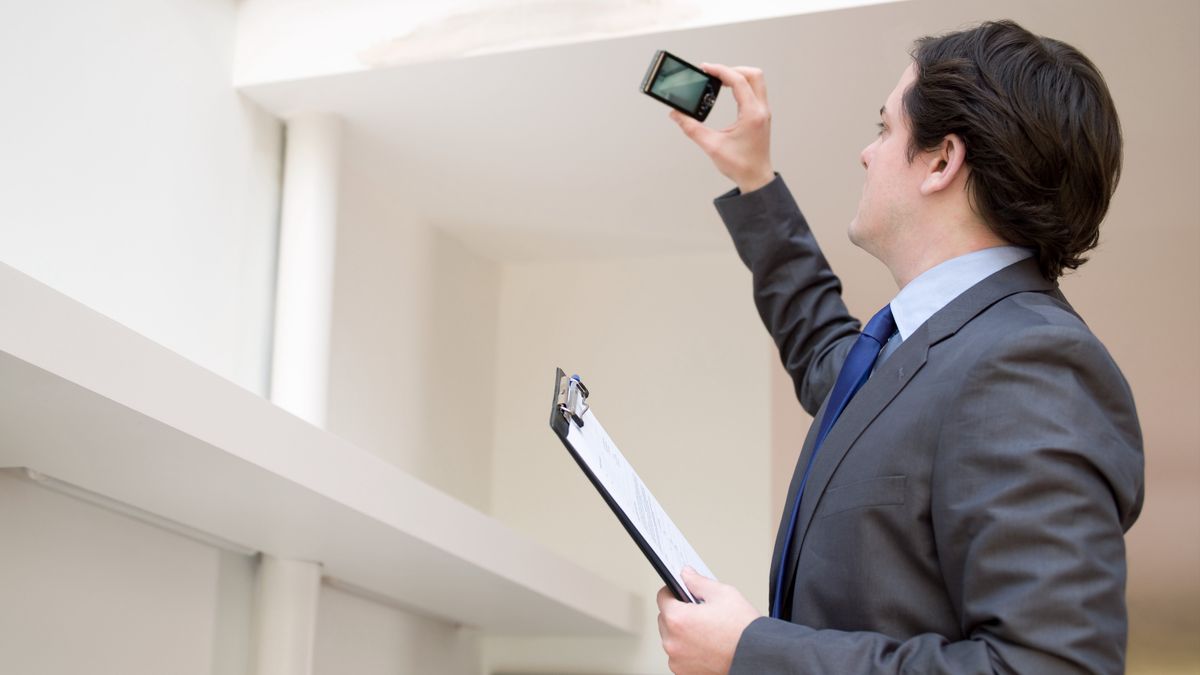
714 175 860 415
729 323 1145 674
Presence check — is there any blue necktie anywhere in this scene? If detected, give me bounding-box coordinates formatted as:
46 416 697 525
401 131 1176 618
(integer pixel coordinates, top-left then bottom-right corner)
771 304 898 619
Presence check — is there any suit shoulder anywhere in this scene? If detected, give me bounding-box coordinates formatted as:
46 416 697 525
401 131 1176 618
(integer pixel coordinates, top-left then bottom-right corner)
935 289 1135 407
960 290 1105 355
989 289 1086 330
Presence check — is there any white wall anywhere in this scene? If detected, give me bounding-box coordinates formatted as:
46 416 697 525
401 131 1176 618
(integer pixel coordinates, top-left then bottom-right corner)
0 2 277 666
484 252 772 674
0 3 493 674
0 0 282 394
325 153 500 513
314 585 483 675
0 469 488 675
0 470 254 675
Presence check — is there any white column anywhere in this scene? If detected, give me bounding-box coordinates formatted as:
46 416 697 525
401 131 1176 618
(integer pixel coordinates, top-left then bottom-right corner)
270 113 342 427
251 555 323 675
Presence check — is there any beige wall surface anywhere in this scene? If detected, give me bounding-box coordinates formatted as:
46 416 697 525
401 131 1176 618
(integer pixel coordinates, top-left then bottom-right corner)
326 149 501 513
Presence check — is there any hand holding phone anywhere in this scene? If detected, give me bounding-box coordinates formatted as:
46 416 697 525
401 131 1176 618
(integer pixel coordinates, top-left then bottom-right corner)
664 61 776 194
641 51 722 122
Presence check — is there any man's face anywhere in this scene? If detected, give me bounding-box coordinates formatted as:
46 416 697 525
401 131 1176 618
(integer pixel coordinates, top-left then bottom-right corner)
848 64 927 260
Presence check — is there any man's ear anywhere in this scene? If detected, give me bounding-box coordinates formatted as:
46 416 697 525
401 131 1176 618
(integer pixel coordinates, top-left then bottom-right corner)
920 134 967 195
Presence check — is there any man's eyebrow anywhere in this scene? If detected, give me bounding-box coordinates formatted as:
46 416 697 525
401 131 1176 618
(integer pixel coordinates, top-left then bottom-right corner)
879 106 887 119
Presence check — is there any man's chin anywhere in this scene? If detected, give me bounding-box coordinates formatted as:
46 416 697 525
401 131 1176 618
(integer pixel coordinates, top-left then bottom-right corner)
847 216 864 247
847 217 881 259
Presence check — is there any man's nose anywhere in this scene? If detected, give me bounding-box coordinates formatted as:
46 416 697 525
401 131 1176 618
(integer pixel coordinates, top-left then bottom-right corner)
860 143 872 169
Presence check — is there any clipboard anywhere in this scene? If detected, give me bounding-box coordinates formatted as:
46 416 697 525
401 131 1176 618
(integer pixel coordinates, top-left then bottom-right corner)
548 368 714 602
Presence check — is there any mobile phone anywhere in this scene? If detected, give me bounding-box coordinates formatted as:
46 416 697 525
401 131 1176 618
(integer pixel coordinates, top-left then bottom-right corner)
640 50 721 122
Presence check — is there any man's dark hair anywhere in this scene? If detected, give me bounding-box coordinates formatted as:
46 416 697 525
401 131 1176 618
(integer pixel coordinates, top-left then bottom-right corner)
904 20 1123 281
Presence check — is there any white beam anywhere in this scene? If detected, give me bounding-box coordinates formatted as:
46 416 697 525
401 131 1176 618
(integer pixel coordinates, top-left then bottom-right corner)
270 114 342 427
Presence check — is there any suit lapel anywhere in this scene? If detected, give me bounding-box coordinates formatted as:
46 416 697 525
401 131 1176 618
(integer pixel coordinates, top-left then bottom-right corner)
787 328 931 566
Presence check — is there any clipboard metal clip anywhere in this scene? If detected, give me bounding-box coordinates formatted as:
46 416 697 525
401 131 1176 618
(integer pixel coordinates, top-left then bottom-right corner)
557 374 590 427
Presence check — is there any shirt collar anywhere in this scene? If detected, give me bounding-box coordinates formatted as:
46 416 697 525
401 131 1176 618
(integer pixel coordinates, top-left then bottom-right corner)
890 246 1034 340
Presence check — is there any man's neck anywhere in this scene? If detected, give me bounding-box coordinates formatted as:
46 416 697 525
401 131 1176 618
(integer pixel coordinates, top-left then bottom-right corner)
887 219 1008 289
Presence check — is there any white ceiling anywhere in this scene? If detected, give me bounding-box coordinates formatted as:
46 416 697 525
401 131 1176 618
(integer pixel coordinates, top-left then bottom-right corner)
239 0 1194 263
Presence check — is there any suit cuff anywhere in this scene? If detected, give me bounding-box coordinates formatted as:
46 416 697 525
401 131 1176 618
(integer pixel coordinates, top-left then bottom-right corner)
730 616 817 674
713 171 797 214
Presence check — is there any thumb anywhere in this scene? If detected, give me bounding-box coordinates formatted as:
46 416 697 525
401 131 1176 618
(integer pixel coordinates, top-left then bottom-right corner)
681 566 718 600
669 110 717 151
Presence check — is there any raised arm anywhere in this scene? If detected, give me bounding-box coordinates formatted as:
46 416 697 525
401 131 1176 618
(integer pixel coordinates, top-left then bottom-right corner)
672 64 859 413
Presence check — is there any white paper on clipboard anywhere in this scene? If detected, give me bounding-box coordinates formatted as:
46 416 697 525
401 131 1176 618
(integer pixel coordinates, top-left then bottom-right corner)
565 408 714 601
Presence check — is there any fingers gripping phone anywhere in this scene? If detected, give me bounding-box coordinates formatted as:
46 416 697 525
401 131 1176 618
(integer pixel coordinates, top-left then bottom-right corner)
641 50 721 122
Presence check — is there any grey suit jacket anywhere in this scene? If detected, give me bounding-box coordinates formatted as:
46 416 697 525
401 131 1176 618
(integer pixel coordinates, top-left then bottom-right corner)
716 177 1144 674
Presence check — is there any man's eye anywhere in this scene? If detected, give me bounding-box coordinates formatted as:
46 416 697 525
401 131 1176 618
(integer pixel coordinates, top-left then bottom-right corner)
876 122 886 135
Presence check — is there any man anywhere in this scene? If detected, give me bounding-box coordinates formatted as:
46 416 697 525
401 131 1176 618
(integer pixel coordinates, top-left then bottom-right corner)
655 20 1144 675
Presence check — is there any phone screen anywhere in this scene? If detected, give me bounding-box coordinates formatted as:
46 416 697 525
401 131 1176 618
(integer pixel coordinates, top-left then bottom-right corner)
649 54 710 113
